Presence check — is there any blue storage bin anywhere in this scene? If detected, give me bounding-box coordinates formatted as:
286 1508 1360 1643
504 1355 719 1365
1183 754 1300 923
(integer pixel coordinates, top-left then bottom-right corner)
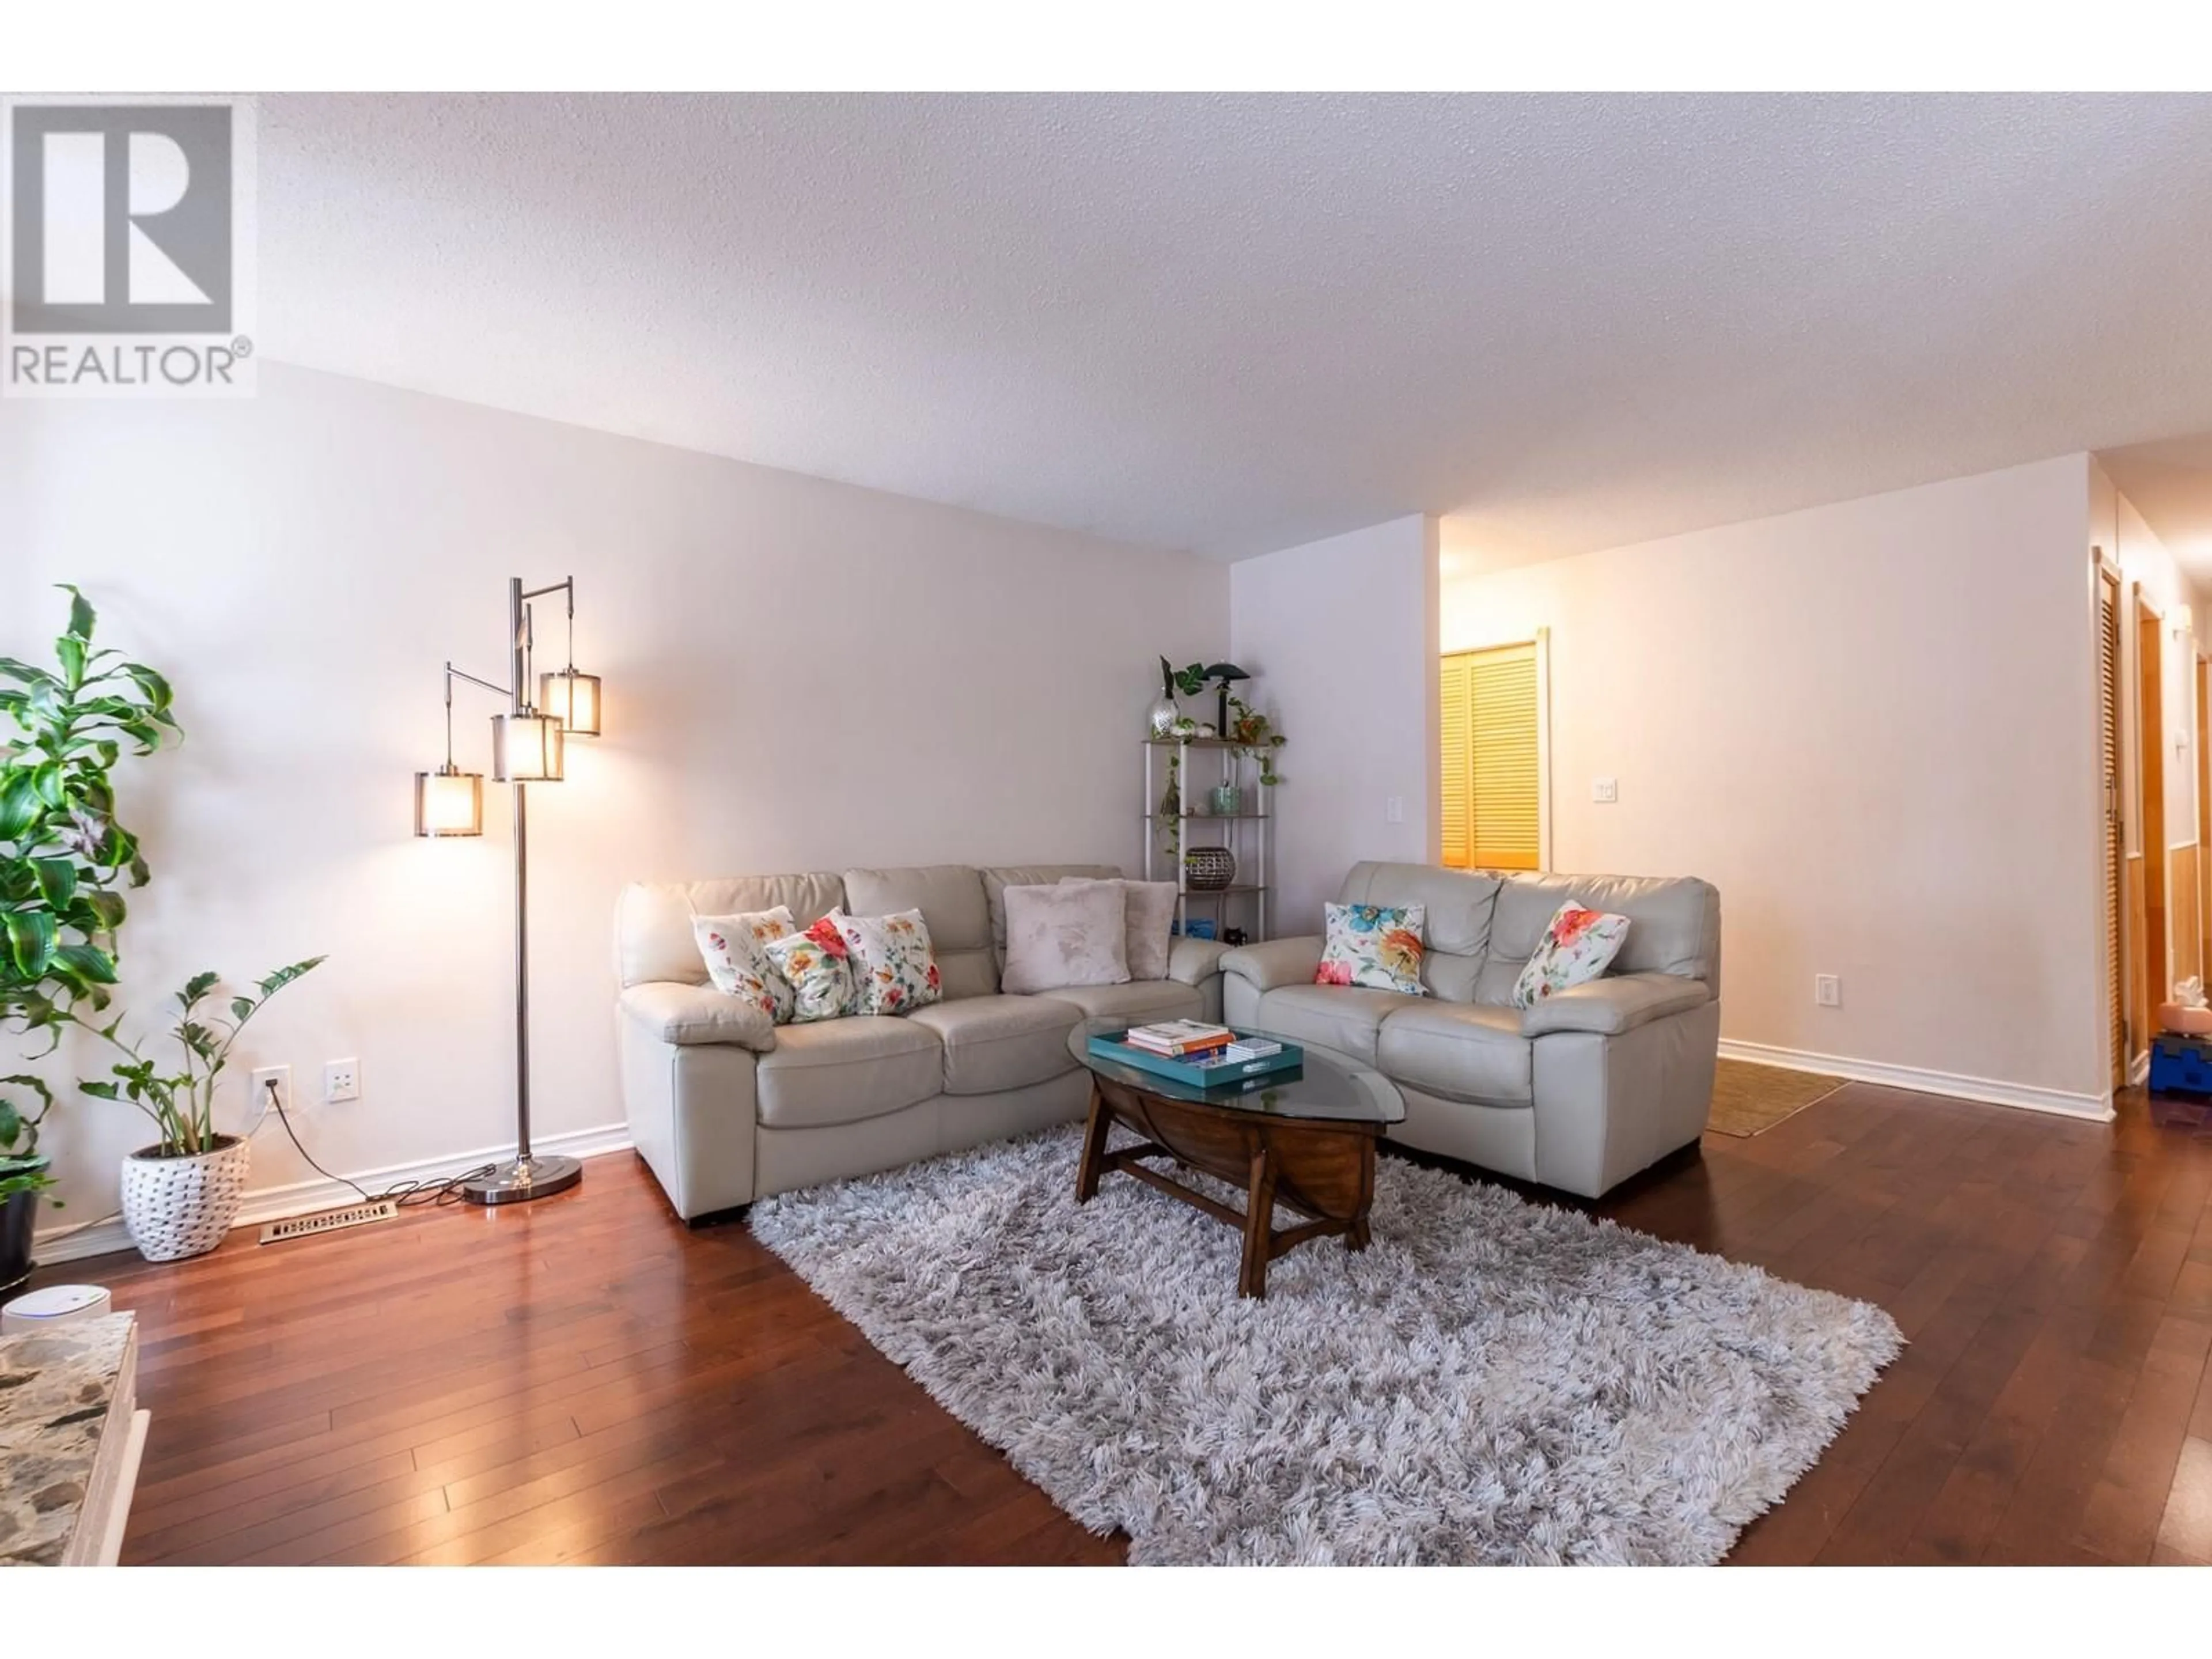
2149 1033 2212 1096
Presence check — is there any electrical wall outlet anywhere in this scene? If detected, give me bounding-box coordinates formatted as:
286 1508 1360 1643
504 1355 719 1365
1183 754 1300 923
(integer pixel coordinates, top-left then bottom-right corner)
251 1064 292 1118
1815 974 1842 1008
323 1058 361 1104
1592 778 1619 804
1385 795 1404 824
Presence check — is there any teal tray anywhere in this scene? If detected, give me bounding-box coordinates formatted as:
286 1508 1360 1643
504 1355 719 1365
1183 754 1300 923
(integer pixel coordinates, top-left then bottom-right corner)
1087 1031 1304 1090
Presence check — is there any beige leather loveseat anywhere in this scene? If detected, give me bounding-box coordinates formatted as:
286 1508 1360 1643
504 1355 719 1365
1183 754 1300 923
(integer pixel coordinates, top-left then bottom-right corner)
1220 862 1721 1198
615 863 1230 1219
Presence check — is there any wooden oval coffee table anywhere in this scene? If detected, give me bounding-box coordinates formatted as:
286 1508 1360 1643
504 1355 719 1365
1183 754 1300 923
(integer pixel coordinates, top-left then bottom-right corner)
1066 1021 1406 1299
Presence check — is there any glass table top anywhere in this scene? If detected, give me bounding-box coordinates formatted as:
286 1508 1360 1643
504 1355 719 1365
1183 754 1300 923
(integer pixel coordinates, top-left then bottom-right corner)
1067 1018 1406 1125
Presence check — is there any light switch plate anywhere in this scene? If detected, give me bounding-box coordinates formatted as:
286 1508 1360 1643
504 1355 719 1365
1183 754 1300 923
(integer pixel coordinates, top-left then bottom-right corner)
1592 778 1619 804
1385 796 1404 824
1815 975 1841 1008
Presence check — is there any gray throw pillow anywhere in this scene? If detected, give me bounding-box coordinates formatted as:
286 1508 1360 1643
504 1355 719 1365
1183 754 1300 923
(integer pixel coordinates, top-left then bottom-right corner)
1060 876 1177 980
1001 881 1131 993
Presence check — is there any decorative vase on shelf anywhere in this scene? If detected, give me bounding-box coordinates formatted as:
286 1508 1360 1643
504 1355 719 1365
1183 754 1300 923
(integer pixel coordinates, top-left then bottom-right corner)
1210 782 1241 816
1149 656 1183 737
1185 846 1236 891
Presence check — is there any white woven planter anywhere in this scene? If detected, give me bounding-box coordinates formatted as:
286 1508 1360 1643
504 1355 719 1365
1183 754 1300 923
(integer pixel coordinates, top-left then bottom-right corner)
121 1135 251 1263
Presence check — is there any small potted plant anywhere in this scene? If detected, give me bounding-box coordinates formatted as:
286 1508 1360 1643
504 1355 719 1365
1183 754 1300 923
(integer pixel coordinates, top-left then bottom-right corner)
81 958 323 1263
1227 694 1287 786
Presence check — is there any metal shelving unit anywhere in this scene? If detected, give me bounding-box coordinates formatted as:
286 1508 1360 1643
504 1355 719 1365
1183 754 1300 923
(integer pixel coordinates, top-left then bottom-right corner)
1142 737 1273 943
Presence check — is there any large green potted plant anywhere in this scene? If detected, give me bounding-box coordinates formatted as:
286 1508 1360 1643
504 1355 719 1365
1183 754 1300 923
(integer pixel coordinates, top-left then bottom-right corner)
0 586 179 1289
81 959 322 1263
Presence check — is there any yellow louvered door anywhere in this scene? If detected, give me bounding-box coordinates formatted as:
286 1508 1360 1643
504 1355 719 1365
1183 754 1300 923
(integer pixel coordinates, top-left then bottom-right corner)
1440 656 1472 868
2185 659 2203 999
1441 642 1542 873
2099 561 2124 1086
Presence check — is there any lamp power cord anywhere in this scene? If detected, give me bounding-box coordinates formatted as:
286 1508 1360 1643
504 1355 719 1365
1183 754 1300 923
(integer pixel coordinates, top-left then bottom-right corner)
23 1084 501 1249
261 1077 494 1209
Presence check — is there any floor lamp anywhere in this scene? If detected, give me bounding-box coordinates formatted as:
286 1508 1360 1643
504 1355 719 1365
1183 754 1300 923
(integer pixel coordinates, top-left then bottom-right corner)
414 575 603 1206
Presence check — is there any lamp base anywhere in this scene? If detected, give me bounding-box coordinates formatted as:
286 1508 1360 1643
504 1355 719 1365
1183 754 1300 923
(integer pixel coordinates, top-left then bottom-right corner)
461 1154 583 1207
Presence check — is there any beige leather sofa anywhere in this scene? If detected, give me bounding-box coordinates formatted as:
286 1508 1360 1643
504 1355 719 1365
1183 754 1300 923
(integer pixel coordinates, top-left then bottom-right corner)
615 863 1230 1219
1219 862 1721 1199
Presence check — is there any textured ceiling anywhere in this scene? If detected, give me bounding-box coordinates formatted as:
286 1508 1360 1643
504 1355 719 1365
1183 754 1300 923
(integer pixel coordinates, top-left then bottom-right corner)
255 92 2212 560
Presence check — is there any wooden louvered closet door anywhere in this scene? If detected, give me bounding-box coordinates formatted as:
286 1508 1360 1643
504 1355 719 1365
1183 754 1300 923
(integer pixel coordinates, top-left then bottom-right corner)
2099 561 2123 1086
1440 642 1541 872
2199 656 2211 988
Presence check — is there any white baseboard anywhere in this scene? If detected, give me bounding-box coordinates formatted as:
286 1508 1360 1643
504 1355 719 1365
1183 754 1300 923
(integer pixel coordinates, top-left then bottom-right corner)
31 1120 634 1269
1717 1039 2115 1123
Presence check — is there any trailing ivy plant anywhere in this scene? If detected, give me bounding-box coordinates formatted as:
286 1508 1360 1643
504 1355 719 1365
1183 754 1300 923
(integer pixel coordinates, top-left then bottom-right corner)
81 960 324 1158
1226 694 1287 786
1 585 180 1192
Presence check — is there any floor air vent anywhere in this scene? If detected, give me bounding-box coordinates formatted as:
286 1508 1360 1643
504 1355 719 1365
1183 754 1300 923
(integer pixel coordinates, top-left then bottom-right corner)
258 1200 398 1245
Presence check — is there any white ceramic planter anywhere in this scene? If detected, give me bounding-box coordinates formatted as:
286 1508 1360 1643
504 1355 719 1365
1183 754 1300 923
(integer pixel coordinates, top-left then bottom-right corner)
120 1135 251 1263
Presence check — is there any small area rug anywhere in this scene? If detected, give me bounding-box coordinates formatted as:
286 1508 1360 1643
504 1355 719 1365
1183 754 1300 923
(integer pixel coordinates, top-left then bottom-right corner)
1707 1058 1848 1138
750 1124 1902 1565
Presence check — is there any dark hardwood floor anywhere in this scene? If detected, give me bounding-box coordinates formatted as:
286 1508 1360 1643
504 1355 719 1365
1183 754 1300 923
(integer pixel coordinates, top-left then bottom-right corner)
43 1080 2212 1565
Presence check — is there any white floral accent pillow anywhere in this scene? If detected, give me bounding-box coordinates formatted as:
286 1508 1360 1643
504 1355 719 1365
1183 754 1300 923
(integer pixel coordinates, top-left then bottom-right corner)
834 908 943 1016
692 906 797 1023
1315 903 1428 996
762 916 857 1023
1513 902 1632 1009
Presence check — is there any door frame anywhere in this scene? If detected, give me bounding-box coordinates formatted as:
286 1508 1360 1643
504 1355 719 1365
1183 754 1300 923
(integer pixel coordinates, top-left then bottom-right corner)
2138 583 2169 1059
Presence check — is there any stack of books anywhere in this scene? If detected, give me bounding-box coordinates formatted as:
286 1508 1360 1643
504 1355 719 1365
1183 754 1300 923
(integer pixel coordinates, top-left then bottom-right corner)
1221 1036 1283 1062
1093 1022 1304 1088
1123 1020 1234 1060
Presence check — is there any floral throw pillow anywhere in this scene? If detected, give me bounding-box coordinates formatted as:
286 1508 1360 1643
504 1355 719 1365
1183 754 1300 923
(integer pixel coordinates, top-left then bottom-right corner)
1513 902 1633 1009
1315 903 1428 996
762 917 857 1023
834 908 943 1016
692 907 797 1023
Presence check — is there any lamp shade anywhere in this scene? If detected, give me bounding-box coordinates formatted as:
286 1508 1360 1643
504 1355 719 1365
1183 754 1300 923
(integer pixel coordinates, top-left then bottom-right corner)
492 712 565 782
540 668 602 737
414 766 484 836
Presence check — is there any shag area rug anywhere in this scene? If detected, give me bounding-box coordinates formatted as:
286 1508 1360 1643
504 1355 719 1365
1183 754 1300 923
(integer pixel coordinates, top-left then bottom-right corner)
750 1126 1902 1565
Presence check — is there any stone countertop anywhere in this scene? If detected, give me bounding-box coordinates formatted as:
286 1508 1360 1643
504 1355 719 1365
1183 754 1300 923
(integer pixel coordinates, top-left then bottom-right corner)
0 1314 135 1567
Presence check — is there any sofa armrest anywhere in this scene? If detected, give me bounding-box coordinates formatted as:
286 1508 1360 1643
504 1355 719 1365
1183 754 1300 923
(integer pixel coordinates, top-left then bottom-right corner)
1218 935 1325 993
1521 972 1710 1037
1166 936 1232 987
619 982 778 1051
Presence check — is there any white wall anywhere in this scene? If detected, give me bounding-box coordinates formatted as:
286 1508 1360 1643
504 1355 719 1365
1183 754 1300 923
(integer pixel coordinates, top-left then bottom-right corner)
3 365 1228 1225
1441 456 2108 1110
1230 515 1439 933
